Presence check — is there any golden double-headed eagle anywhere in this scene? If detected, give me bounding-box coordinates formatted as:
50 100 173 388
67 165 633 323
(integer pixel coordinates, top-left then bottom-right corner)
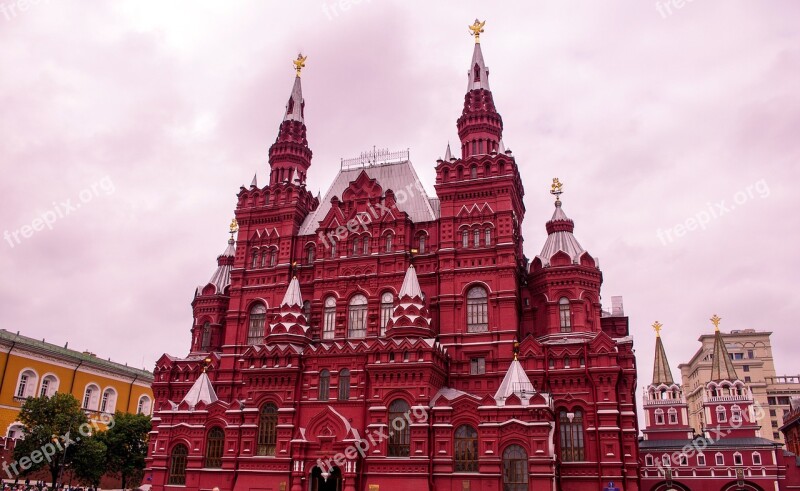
469 19 486 43
293 53 307 76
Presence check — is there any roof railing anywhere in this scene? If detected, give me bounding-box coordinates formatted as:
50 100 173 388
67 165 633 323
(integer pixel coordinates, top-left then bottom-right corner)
340 147 410 169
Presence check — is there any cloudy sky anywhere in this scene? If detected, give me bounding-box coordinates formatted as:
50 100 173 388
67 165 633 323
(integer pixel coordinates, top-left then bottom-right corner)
1 1 798 392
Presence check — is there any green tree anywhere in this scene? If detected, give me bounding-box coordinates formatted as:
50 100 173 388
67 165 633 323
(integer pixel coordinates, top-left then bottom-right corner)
13 393 89 485
70 436 107 487
97 411 151 489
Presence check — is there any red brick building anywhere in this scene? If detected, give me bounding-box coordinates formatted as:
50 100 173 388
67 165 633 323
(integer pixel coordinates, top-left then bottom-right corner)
639 319 800 491
146 24 640 491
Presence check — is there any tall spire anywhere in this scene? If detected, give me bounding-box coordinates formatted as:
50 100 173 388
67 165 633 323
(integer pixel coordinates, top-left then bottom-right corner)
651 321 675 385
444 142 453 161
269 53 312 186
709 314 739 381
457 19 503 159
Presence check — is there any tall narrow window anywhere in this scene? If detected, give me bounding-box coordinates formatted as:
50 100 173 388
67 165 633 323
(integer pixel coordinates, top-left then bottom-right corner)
462 230 469 248
338 369 350 401
466 286 488 332
303 300 311 322
306 245 315 264
559 297 572 332
348 294 368 338
559 410 585 462
323 296 336 340
363 236 370 255
418 235 426 254
39 375 58 398
717 406 727 423
352 238 360 256
269 248 277 267
502 445 528 491
668 408 678 424
473 229 480 247
16 372 31 398
470 358 486 375
471 166 477 179
473 64 481 82
83 385 99 410
385 233 393 252
201 322 211 350
205 427 224 468
380 292 394 336
167 444 189 485
100 389 116 413
331 240 337 258
388 400 410 457
40 378 50 398
261 250 268 268
137 395 151 415
485 228 491 246
256 403 278 456
251 250 258 269
319 370 330 401
247 304 267 344
454 425 478 472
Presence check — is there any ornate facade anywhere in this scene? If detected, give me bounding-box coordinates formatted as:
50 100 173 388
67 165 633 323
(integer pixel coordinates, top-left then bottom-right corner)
146 22 640 491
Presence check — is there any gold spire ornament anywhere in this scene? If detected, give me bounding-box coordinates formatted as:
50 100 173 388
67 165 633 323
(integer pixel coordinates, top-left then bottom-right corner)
652 321 663 337
513 340 520 361
550 177 564 203
469 19 486 43
293 53 307 77
710 314 722 331
229 218 239 240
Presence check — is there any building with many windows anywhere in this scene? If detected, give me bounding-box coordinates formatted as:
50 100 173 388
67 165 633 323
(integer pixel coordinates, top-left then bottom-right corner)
678 329 800 446
640 319 800 491
145 22 640 491
0 329 154 438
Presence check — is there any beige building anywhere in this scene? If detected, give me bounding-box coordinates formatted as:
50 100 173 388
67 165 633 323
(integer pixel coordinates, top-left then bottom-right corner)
678 328 800 446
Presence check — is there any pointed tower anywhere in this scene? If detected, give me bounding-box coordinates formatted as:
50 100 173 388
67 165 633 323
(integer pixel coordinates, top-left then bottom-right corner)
701 315 760 438
528 179 602 336
457 19 503 158
384 265 434 339
265 276 312 345
642 322 694 441
268 53 312 186
190 220 237 353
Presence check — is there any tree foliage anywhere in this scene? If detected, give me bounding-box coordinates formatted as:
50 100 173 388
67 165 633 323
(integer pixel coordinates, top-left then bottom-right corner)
70 436 107 486
96 411 151 489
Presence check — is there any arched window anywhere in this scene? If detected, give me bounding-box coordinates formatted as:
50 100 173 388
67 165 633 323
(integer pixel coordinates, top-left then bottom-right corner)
462 230 469 248
205 427 224 468
247 304 267 344
385 233 393 252
7 424 25 440
323 296 336 340
319 370 330 401
559 409 585 461
484 228 491 246
100 388 117 413
418 234 426 254
338 369 350 401
251 250 259 269
559 297 572 332
715 452 724 466
39 374 58 398
731 405 742 423
502 445 528 491
454 425 478 472
363 236 370 255
269 248 277 267
388 400 410 457
473 229 480 247
137 395 152 415
655 409 665 425
716 406 727 423
16 370 38 399
348 294 368 338
466 286 488 332
645 454 654 466
257 403 278 456
668 408 678 424
201 321 211 350
473 64 481 82
733 452 743 466
167 444 189 485
261 249 268 268
352 238 360 256
470 165 477 179
380 292 394 336
303 300 311 321
83 384 100 410
752 452 762 465
330 240 337 258
306 244 315 264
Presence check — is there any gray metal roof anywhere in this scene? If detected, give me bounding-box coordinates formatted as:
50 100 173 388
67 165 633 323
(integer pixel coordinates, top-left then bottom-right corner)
640 437 778 449
298 160 437 235
467 42 491 92
283 76 304 123
181 371 218 407
535 202 586 267
204 239 235 294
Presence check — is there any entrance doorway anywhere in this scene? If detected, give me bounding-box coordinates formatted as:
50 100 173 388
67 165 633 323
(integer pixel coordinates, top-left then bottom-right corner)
310 465 342 491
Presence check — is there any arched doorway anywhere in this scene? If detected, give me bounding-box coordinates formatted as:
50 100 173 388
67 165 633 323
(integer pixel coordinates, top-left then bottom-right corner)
721 482 764 491
649 482 691 491
310 466 342 491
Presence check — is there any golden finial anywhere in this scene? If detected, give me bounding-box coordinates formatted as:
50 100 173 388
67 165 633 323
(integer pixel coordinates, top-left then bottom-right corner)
550 177 564 203
652 321 663 337
293 53 307 77
710 314 722 332
229 218 239 241
513 340 520 361
202 357 213 373
468 19 486 44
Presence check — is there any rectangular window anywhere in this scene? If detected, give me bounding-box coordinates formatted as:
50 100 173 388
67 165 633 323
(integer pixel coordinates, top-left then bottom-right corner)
16 375 28 398
348 304 367 339
748 349 755 359
380 298 393 336
323 306 336 340
470 358 486 375
753 453 761 465
734 454 743 466
716 454 724 466
419 236 426 254
697 454 706 466
743 365 750 372
680 455 688 466
745 376 751 383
